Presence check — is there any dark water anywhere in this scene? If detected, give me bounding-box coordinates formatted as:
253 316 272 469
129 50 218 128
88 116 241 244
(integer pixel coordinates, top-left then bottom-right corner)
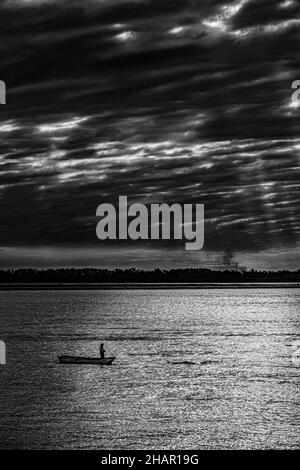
0 289 299 449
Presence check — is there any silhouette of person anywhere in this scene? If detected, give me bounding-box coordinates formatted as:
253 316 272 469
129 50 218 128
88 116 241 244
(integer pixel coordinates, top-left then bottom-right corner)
99 343 105 359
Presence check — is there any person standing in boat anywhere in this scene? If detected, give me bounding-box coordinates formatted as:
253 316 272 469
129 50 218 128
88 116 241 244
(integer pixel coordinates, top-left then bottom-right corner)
99 343 105 359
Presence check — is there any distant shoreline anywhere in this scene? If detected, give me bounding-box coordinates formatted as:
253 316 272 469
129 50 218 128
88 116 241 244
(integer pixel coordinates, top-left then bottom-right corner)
0 282 299 290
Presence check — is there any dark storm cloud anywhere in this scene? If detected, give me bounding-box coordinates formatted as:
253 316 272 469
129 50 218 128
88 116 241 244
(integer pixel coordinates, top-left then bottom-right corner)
0 0 300 267
232 0 299 28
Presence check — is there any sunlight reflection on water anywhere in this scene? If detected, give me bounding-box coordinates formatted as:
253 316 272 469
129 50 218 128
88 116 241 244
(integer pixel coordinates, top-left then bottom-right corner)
0 289 299 449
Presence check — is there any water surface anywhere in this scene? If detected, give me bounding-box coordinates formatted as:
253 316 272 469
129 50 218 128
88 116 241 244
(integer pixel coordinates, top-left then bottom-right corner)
0 289 299 449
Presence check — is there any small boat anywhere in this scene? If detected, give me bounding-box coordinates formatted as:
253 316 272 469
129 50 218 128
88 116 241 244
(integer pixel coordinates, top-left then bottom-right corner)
58 355 116 365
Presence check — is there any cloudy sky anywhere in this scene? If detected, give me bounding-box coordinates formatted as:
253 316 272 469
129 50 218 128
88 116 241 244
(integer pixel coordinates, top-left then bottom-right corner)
0 0 299 269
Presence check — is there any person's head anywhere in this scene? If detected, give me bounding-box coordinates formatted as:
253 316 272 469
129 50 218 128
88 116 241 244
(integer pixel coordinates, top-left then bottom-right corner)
100 343 104 347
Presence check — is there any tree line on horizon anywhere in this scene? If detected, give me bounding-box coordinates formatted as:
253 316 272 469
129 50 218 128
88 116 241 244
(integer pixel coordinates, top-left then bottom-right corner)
0 268 299 283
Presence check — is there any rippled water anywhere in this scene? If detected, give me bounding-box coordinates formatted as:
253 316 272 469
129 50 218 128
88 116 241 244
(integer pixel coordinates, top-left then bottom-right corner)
0 289 299 449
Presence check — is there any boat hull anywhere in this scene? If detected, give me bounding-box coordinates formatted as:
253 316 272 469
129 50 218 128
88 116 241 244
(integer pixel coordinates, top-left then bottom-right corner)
58 355 115 365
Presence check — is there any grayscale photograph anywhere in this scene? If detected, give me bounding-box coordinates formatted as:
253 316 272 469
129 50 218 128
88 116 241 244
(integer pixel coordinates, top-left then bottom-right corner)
0 0 299 456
